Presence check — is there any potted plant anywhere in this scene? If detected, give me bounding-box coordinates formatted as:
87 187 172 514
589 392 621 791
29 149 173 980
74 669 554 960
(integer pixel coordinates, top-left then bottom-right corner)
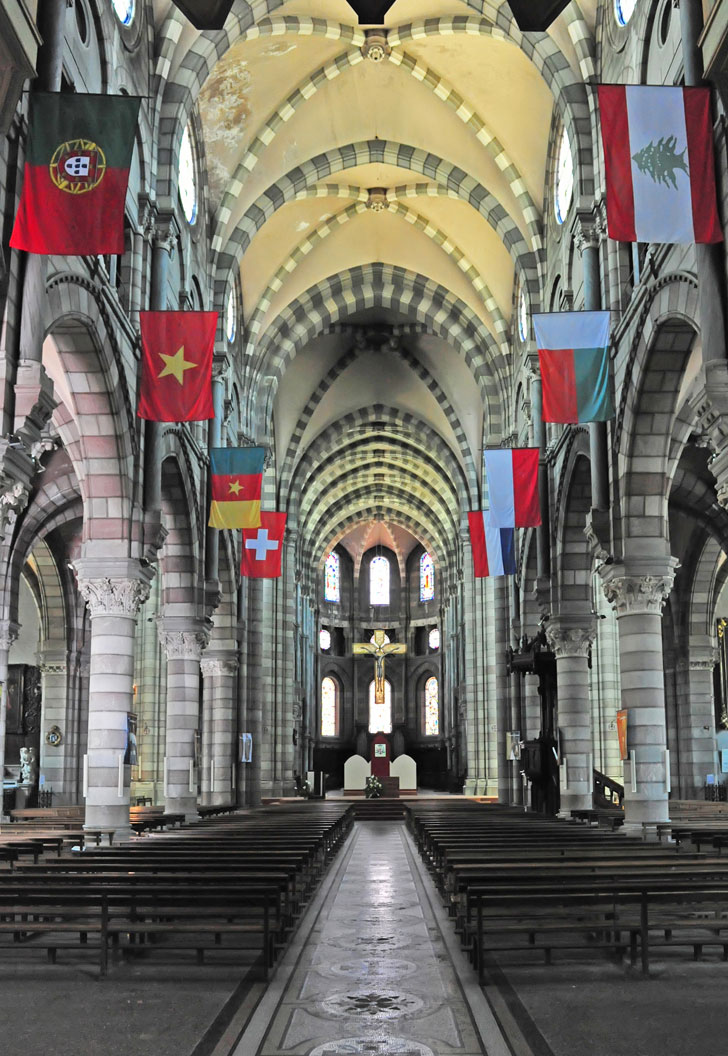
365 775 383 799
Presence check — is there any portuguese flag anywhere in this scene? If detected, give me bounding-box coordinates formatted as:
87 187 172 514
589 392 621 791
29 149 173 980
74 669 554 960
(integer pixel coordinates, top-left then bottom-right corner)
209 448 264 530
533 311 613 425
138 311 217 422
10 93 141 256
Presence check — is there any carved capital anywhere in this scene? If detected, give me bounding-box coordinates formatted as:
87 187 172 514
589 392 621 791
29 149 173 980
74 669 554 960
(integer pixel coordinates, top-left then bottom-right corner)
78 577 151 618
39 661 67 675
158 622 210 661
545 620 596 659
200 656 238 677
601 562 677 617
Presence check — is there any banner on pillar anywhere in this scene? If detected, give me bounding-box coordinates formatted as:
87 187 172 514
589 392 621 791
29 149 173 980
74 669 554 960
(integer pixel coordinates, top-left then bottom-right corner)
240 512 286 578
138 311 217 422
209 447 264 529
616 708 628 761
533 311 614 424
240 733 253 763
483 448 541 528
598 84 722 244
124 713 138 766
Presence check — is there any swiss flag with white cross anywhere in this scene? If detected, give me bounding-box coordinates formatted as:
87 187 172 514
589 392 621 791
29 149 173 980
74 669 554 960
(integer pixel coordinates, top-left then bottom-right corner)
240 513 286 578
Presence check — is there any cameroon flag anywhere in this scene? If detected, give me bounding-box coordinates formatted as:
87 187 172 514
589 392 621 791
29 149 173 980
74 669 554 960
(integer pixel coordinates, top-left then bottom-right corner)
10 93 141 256
209 448 264 530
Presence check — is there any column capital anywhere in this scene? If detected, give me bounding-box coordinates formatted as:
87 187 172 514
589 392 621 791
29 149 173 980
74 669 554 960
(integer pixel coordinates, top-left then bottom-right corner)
75 560 153 618
157 618 210 660
545 616 597 658
201 655 239 677
600 558 678 617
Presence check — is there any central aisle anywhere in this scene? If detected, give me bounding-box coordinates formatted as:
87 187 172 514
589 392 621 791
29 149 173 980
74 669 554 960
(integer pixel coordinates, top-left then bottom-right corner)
235 820 508 1056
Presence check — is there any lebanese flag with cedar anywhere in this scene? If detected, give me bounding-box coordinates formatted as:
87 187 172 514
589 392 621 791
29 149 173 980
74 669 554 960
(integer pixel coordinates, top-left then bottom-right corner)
484 449 541 528
137 311 216 422
468 513 517 578
533 311 614 424
10 93 141 255
598 84 722 244
241 513 287 579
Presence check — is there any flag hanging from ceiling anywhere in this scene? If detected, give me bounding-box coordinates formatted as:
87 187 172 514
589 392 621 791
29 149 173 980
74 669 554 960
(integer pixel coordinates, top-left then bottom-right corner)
507 1 572 31
137 311 216 422
241 513 287 579
10 93 141 256
598 84 722 244
345 1 396 23
209 448 264 530
170 0 235 29
484 449 541 528
468 513 517 578
533 311 614 424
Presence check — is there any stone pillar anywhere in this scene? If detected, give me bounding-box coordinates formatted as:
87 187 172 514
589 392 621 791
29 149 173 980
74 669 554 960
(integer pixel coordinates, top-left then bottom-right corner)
677 647 719 797
546 616 597 814
75 567 153 838
494 577 510 804
37 649 69 801
0 620 20 820
200 654 239 806
158 623 209 820
601 561 678 825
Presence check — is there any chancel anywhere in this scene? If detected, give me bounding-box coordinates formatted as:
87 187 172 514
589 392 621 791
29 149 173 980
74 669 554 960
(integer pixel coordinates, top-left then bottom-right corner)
4 1 728 1054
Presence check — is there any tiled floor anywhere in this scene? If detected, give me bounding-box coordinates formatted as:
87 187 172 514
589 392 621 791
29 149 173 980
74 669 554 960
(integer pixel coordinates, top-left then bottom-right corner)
234 822 506 1056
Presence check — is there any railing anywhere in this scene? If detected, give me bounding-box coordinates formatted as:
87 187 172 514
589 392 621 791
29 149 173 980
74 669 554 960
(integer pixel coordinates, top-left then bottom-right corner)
594 769 624 808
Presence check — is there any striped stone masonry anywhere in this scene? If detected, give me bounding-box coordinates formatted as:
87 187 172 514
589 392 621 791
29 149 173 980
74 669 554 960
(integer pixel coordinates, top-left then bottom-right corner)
200 654 239 807
546 616 597 815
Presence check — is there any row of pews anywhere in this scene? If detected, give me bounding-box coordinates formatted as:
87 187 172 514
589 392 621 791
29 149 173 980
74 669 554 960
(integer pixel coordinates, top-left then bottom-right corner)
407 800 728 982
0 802 352 977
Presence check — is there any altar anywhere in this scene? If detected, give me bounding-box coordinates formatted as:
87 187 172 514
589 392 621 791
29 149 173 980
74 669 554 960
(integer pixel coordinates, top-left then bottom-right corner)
343 735 417 797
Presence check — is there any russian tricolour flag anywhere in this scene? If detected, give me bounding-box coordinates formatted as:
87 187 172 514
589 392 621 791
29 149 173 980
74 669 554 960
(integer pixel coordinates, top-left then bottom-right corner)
484 449 541 528
533 312 613 425
598 85 722 244
468 513 516 578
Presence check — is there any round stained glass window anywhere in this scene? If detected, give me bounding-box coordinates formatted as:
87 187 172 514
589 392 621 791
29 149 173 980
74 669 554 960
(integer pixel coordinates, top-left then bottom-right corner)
615 0 637 26
554 126 574 226
320 629 331 651
112 0 135 26
178 126 198 226
226 287 237 343
518 287 528 342
371 632 390 646
429 628 440 651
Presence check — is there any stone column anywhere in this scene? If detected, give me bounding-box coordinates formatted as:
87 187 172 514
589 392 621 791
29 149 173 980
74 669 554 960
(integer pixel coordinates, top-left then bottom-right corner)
546 616 597 814
75 567 153 838
0 620 20 820
601 561 678 825
200 654 239 806
37 649 69 801
677 647 719 798
158 622 209 820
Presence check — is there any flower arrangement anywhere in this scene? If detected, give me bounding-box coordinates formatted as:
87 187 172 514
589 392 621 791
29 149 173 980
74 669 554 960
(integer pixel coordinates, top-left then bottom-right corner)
365 775 383 799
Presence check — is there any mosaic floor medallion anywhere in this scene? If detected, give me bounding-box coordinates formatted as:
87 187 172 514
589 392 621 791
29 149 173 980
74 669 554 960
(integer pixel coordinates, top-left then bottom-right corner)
325 957 418 981
308 1038 435 1055
320 989 424 1020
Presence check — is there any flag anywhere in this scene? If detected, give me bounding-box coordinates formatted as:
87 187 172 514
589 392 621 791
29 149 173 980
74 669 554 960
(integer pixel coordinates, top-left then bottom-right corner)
484 449 541 528
468 513 517 578
10 93 141 256
346 1 396 22
209 448 264 530
137 311 216 422
507 1 572 31
241 513 286 579
170 0 235 29
598 84 722 244
533 311 614 424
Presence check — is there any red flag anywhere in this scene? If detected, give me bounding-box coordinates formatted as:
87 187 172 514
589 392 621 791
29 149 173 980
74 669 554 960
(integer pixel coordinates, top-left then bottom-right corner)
241 513 286 578
137 311 216 422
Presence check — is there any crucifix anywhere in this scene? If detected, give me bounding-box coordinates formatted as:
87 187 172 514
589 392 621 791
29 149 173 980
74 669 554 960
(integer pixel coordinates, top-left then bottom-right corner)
353 629 407 703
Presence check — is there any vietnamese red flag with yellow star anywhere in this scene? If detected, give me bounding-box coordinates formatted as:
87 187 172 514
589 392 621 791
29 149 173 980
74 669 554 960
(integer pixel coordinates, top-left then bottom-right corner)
137 311 216 422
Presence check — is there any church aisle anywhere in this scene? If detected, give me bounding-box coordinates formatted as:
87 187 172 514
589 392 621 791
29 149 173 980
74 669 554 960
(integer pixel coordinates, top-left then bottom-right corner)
233 821 509 1056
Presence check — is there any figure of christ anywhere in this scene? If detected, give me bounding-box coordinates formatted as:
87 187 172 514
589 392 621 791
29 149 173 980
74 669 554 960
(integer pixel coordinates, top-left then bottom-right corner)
353 628 407 703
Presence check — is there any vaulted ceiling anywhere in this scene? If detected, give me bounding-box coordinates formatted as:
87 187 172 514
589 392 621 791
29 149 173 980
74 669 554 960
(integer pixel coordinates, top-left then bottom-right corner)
158 0 598 589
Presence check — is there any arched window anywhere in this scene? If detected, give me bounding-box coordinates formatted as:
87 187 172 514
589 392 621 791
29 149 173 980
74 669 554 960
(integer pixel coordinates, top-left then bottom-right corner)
369 679 392 734
112 0 135 25
428 627 440 651
178 125 198 225
370 555 390 606
321 677 339 737
319 628 331 652
424 676 439 736
420 552 435 602
225 286 237 343
324 552 340 603
554 125 574 226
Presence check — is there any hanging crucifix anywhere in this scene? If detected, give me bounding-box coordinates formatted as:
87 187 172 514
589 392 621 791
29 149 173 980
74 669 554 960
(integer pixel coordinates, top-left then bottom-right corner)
353 629 407 703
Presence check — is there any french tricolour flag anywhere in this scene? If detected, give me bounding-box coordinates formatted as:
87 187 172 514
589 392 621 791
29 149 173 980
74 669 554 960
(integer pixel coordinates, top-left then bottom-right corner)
533 312 613 425
484 449 541 529
468 513 516 578
598 85 722 244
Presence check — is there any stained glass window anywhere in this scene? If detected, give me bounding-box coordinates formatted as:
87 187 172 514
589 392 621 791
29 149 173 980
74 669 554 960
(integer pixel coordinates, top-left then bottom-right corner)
370 632 390 646
226 287 237 343
429 628 440 651
321 677 338 737
554 126 574 226
420 552 434 602
324 552 340 602
178 126 198 225
370 555 390 605
424 676 439 736
319 628 331 651
368 679 392 734
518 287 528 342
112 0 135 25
615 0 636 26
